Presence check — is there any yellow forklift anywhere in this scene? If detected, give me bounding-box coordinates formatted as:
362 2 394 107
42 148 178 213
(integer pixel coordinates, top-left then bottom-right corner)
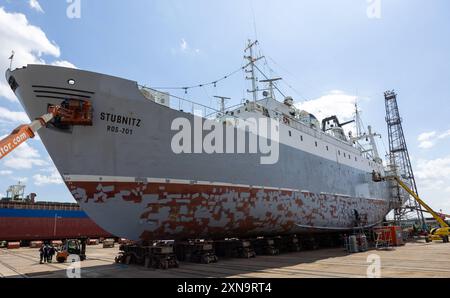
394 177 450 243
56 239 87 263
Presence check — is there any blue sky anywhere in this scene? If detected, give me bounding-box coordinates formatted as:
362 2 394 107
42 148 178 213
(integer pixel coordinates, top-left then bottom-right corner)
0 0 449 213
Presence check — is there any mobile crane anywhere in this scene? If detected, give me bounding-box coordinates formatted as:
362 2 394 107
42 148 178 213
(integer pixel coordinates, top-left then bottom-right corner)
393 177 450 243
0 99 92 161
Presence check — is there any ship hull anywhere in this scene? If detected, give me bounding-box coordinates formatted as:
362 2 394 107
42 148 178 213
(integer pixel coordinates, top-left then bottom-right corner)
0 203 112 242
7 65 393 241
68 178 390 241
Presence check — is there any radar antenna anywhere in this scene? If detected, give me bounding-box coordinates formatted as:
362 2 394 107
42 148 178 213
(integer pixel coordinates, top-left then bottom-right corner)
260 78 282 100
213 95 231 116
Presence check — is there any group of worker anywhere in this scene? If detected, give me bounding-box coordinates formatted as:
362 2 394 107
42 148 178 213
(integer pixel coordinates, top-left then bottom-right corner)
39 243 56 264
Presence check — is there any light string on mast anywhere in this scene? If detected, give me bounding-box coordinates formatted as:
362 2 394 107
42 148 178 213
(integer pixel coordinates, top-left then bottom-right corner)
150 65 247 94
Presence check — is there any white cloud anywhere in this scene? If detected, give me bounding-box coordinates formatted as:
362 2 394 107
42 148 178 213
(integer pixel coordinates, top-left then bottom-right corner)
438 130 450 140
51 60 77 69
33 169 63 186
417 129 450 149
418 131 436 142
418 140 434 149
173 38 200 55
29 0 44 13
413 156 450 212
13 177 29 184
1 139 47 169
415 156 450 181
295 90 362 122
0 170 12 176
180 38 188 51
0 106 30 123
0 7 73 101
0 83 16 102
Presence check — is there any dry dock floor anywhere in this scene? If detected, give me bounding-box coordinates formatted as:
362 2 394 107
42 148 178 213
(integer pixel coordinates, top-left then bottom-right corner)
1 241 449 278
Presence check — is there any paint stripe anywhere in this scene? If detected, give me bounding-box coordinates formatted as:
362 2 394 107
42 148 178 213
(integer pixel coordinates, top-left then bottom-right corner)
0 208 88 219
63 174 300 192
63 174 387 202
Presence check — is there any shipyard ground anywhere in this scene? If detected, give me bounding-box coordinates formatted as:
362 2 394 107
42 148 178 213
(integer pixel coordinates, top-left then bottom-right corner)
1 240 449 278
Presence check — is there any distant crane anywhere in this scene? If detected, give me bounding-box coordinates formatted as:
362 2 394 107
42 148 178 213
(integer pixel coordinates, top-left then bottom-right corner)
384 90 426 230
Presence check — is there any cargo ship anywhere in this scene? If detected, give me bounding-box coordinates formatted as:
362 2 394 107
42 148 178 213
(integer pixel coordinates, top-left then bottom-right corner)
0 183 112 242
5 41 397 241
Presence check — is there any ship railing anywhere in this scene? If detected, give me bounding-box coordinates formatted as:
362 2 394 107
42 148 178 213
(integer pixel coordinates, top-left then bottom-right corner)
0 201 80 210
139 85 227 120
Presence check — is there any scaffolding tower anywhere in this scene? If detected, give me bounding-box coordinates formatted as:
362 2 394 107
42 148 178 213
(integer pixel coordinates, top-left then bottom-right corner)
384 90 426 230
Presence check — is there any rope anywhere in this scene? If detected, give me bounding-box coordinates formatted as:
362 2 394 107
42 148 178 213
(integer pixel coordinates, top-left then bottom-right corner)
149 65 246 92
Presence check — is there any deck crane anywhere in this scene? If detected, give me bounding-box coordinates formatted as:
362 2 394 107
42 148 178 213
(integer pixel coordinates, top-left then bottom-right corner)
392 176 450 243
0 99 93 161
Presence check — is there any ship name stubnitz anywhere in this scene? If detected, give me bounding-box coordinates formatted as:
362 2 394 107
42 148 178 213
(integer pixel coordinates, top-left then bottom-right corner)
100 112 141 136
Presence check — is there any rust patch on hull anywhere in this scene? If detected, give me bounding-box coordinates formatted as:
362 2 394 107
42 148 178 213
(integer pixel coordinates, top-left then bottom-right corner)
67 181 391 241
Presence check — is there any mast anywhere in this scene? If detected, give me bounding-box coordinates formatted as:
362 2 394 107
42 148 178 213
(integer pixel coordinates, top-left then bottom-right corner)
367 125 381 162
244 40 259 103
351 102 382 162
354 102 364 138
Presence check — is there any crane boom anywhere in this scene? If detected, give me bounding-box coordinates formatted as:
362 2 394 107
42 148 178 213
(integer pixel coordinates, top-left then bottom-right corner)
394 177 449 228
0 113 54 160
0 99 93 161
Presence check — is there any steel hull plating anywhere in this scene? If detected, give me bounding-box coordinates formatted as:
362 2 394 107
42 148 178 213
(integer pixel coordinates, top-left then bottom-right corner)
8 65 393 241
0 203 111 241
